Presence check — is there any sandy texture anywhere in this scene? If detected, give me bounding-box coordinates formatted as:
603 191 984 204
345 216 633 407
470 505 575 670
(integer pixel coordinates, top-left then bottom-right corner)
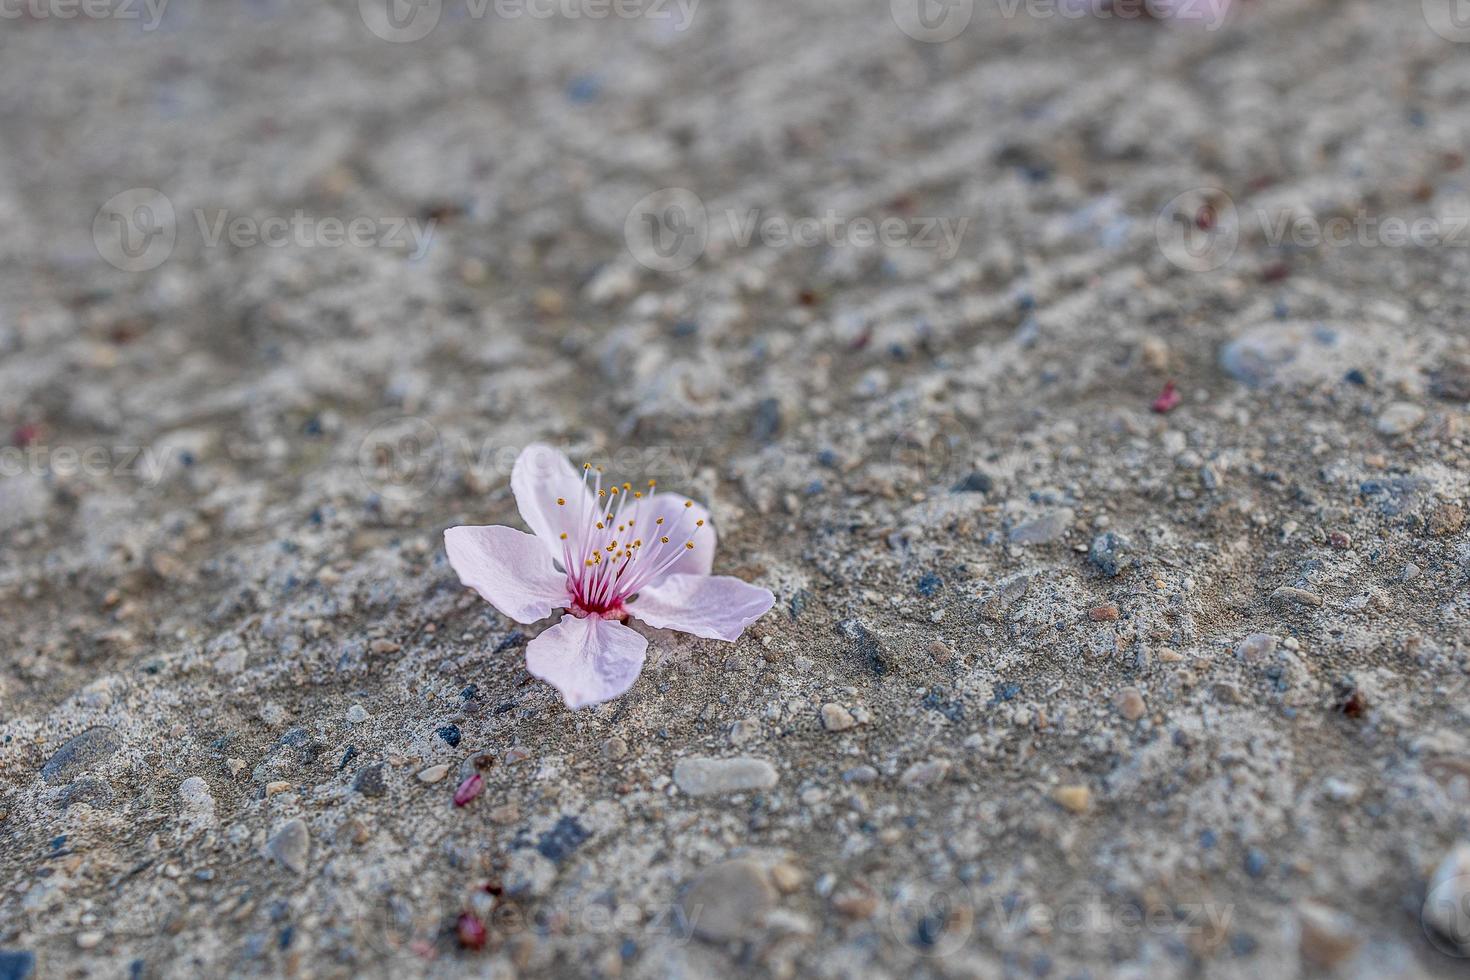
3 1 1470 977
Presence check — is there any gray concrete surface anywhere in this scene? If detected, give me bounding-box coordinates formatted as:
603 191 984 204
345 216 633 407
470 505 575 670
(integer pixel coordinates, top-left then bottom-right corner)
3 0 1470 977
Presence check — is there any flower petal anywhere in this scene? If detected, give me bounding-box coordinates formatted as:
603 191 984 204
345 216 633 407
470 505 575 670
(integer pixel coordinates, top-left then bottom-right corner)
525 614 648 709
625 491 716 584
444 525 571 624
628 574 774 642
511 443 595 561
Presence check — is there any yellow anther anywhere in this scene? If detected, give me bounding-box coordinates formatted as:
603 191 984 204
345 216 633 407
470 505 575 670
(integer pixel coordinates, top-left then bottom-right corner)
618 524 625 532
628 519 635 526
648 479 656 487
596 522 605 530
584 558 593 566
633 491 642 499
584 462 591 470
610 486 618 496
556 497 565 506
685 541 694 549
598 489 606 497
656 517 664 525
623 483 631 490
695 519 704 527
559 532 567 540
660 536 670 543
684 501 692 508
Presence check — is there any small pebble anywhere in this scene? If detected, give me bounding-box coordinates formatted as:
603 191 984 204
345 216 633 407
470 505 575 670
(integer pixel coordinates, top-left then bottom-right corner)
1235 633 1278 663
1297 901 1362 968
1088 603 1120 622
265 818 310 875
820 704 856 732
729 718 761 745
678 860 776 943
1427 503 1466 537
417 764 449 784
673 757 779 797
1375 402 1425 435
1053 784 1092 814
898 759 949 787
1114 687 1146 721
769 862 804 893
345 704 369 724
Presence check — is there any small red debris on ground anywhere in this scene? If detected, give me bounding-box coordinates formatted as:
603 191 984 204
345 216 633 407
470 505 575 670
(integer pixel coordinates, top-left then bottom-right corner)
457 912 487 950
1261 260 1290 282
1151 381 1181 414
12 423 41 447
453 773 484 807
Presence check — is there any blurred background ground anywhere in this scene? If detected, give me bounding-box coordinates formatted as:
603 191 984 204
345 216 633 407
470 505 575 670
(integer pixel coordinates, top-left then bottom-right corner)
3 0 1470 977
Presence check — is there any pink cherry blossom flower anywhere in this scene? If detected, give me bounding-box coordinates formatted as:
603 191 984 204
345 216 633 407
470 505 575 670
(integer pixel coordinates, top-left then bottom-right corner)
444 444 775 709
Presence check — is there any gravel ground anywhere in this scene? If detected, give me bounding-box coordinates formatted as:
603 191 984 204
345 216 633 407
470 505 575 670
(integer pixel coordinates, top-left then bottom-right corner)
4 1 1470 977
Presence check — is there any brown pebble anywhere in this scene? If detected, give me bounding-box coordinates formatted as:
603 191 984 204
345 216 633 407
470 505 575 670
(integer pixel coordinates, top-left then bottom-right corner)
1297 901 1362 968
336 817 370 846
1327 530 1352 549
1114 687 1146 721
369 639 401 654
1427 503 1466 537
769 862 804 894
928 640 953 665
831 888 878 919
1053 784 1092 814
1088 604 1120 622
